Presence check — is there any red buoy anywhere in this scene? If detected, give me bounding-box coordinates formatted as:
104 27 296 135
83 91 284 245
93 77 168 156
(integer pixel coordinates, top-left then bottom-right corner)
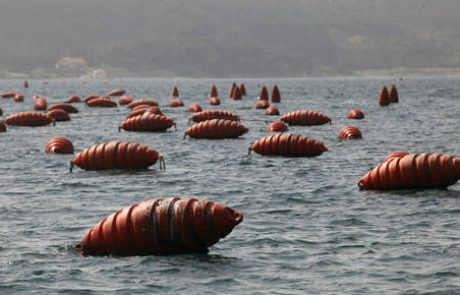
383 151 409 162
119 113 175 132
47 109 70 122
228 82 237 98
171 86 180 98
66 96 81 103
256 100 270 109
231 86 242 100
13 94 24 102
5 112 54 127
84 95 99 104
188 103 203 113
0 121 6 132
249 134 328 157
127 106 163 119
34 97 48 111
389 84 399 103
184 119 248 139
209 84 218 98
239 83 246 96
258 85 269 101
358 153 460 190
128 99 159 109
378 86 390 106
1 92 17 98
76 197 243 256
108 89 126 96
264 106 280 115
281 110 331 126
271 84 281 103
118 95 133 106
189 110 239 123
337 125 362 140
209 97 221 105
87 97 118 108
267 121 288 132
45 137 74 154
70 141 165 172
347 109 365 119
49 103 79 114
169 98 184 107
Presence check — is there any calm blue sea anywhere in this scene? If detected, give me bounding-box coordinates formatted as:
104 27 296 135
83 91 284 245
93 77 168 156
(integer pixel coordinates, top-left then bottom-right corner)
1 77 459 294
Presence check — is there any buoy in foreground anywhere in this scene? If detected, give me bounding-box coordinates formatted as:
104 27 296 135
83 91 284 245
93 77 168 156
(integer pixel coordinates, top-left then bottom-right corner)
347 109 364 119
5 112 54 127
66 96 81 103
378 86 390 106
76 197 243 256
249 134 328 157
267 121 288 132
70 141 165 172
281 110 331 126
358 153 460 190
45 137 74 154
389 84 399 103
184 119 248 139
337 125 362 140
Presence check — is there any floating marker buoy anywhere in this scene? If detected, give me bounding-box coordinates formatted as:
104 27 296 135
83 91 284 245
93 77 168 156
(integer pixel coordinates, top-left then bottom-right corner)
389 84 399 103
382 151 409 162
337 125 362 140
358 153 460 190
188 103 202 112
49 103 78 114
258 85 269 101
184 119 248 139
267 121 288 132
118 95 133 106
209 96 221 105
169 98 184 107
13 94 24 102
171 86 180 98
33 97 48 111
45 137 74 154
128 99 159 109
47 109 70 122
189 110 239 123
70 141 165 172
108 89 126 96
256 100 270 109
347 109 364 119
119 112 175 132
76 197 243 256
228 82 237 98
84 95 99 104
66 96 81 103
378 86 390 106
271 84 281 103
281 110 331 126
231 86 242 100
5 112 54 126
239 83 246 96
87 97 117 108
264 106 280 115
209 84 218 98
249 134 328 157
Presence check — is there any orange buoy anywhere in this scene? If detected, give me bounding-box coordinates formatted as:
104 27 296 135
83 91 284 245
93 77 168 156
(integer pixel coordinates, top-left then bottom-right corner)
189 109 239 123
118 95 133 106
49 103 78 114
209 96 221 105
127 106 163 119
264 106 280 115
256 100 270 109
378 86 390 106
5 112 54 127
0 121 6 132
47 109 70 122
45 137 74 154
271 84 281 103
171 86 180 98
228 82 237 98
108 89 126 96
13 94 24 102
132 104 152 111
337 125 362 140
231 86 242 100
347 109 365 119
128 99 159 109
281 110 331 126
169 98 184 107
119 113 175 132
267 121 288 132
66 96 81 103
70 141 165 172
383 151 409 162
1 92 17 98
249 134 328 157
209 84 218 98
358 153 460 190
84 95 99 104
87 97 118 108
76 197 243 256
184 119 248 139
258 85 269 101
33 97 48 111
239 83 246 96
389 84 399 103
188 103 202 113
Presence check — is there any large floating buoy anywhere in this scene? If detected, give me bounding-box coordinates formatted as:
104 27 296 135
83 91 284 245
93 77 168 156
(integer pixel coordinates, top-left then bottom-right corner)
239 83 246 96
1 92 17 98
358 153 460 190
33 97 48 111
249 134 328 157
264 106 279 115
271 84 281 103
189 109 239 123
258 85 269 101
347 109 365 119
84 95 99 104
378 86 390 106
76 197 243 256
127 106 163 119
119 113 175 132
337 125 362 140
281 110 331 126
171 86 180 98
209 84 218 98
49 103 78 114
169 98 184 107
66 96 81 103
47 109 70 122
184 119 248 139
87 97 118 108
267 121 288 132
389 84 399 103
45 137 74 154
256 100 270 109
188 103 202 113
209 96 221 106
0 121 6 132
108 89 126 96
382 151 409 162
118 95 133 106
128 99 159 109
5 112 54 127
70 141 165 172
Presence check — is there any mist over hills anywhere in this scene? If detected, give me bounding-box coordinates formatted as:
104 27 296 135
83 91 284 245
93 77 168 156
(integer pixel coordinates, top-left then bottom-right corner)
1 0 460 77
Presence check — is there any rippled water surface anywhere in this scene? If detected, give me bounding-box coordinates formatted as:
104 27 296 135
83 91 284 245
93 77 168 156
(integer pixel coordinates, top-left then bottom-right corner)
1 77 459 294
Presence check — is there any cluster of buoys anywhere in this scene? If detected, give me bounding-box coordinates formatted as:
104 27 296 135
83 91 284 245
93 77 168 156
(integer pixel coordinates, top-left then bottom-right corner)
378 84 399 106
